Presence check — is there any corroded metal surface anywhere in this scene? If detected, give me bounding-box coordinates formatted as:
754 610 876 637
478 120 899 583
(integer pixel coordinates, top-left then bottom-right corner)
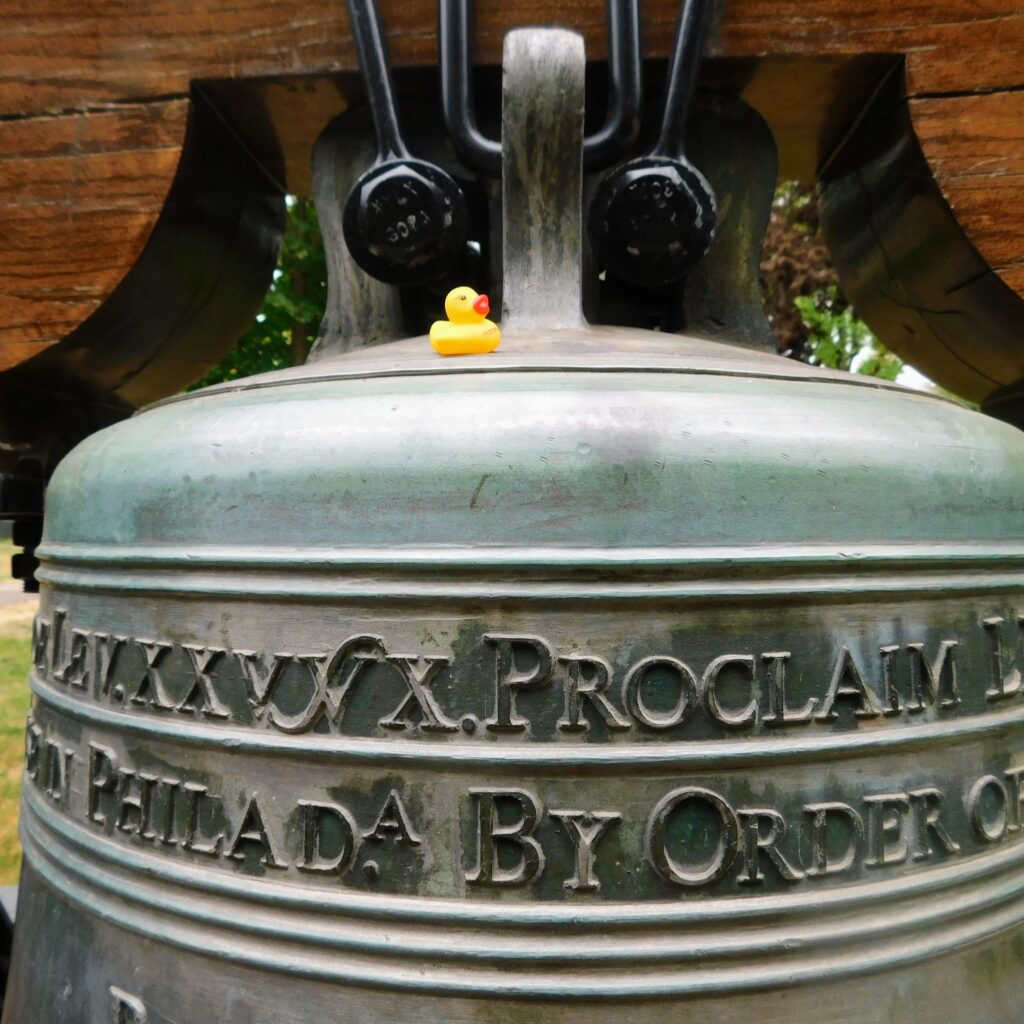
8 320 1024 1021
501 30 584 330
306 120 404 361
7 24 1024 1024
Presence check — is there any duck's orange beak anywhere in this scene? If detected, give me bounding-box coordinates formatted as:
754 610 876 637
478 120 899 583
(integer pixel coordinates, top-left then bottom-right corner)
473 293 490 316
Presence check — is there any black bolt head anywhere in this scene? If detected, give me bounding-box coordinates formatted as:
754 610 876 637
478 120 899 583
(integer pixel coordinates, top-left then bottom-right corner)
588 157 717 289
343 159 468 287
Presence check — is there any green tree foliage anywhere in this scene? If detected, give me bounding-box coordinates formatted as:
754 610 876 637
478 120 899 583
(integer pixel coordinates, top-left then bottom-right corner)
760 182 903 380
795 289 903 380
189 197 326 390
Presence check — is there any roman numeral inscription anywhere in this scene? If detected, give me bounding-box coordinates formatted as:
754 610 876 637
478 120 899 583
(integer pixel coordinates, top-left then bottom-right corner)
28 610 1024 740
25 608 1024 899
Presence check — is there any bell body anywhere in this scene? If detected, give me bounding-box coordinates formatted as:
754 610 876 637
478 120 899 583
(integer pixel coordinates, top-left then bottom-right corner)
7 328 1024 1022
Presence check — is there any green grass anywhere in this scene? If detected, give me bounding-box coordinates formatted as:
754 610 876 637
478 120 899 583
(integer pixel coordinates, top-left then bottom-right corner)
0 537 35 884
0 634 31 884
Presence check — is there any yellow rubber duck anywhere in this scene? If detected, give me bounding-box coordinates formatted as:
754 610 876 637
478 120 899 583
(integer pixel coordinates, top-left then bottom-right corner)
429 287 501 356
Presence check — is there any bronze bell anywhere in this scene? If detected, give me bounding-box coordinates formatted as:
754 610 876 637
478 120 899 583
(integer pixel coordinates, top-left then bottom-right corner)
6 7 1024 1024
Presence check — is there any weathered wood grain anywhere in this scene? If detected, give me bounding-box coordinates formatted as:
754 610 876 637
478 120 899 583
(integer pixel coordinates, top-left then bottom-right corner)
818 64 1024 409
0 0 1022 389
2 2 1021 111
726 2 1024 94
910 91 1024 279
0 99 188 362
1001 266 1024 295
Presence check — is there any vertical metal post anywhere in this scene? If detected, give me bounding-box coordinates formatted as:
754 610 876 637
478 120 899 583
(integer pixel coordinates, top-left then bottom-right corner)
500 29 586 332
308 118 404 360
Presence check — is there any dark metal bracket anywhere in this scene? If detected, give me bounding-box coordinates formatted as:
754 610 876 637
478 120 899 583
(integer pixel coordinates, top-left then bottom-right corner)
588 0 719 288
439 0 642 174
342 0 469 285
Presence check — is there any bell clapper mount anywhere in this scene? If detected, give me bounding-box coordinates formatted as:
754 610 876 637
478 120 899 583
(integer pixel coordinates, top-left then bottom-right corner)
338 0 722 345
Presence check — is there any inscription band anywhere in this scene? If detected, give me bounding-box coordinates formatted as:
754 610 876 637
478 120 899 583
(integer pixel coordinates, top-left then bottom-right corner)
30 669 1024 769
21 784 1024 998
25 775 1024 925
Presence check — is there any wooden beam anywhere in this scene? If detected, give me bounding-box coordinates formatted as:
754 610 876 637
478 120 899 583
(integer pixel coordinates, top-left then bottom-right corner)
0 0 1021 401
0 101 188 363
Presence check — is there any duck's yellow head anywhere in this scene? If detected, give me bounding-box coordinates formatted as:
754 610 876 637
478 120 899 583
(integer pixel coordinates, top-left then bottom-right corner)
444 287 490 324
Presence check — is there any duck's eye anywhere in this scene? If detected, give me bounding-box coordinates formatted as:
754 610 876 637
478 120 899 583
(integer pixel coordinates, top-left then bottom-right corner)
458 294 467 302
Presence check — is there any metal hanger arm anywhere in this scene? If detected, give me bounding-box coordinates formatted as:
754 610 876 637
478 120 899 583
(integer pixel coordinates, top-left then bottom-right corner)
439 0 502 174
654 0 714 159
439 0 642 175
345 0 410 161
583 0 643 170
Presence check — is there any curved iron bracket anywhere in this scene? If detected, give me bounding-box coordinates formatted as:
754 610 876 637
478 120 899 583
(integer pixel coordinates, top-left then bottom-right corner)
587 0 719 288
342 0 469 286
439 0 642 174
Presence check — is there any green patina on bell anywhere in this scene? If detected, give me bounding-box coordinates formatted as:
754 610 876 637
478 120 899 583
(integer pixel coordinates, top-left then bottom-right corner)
7 25 1024 1024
